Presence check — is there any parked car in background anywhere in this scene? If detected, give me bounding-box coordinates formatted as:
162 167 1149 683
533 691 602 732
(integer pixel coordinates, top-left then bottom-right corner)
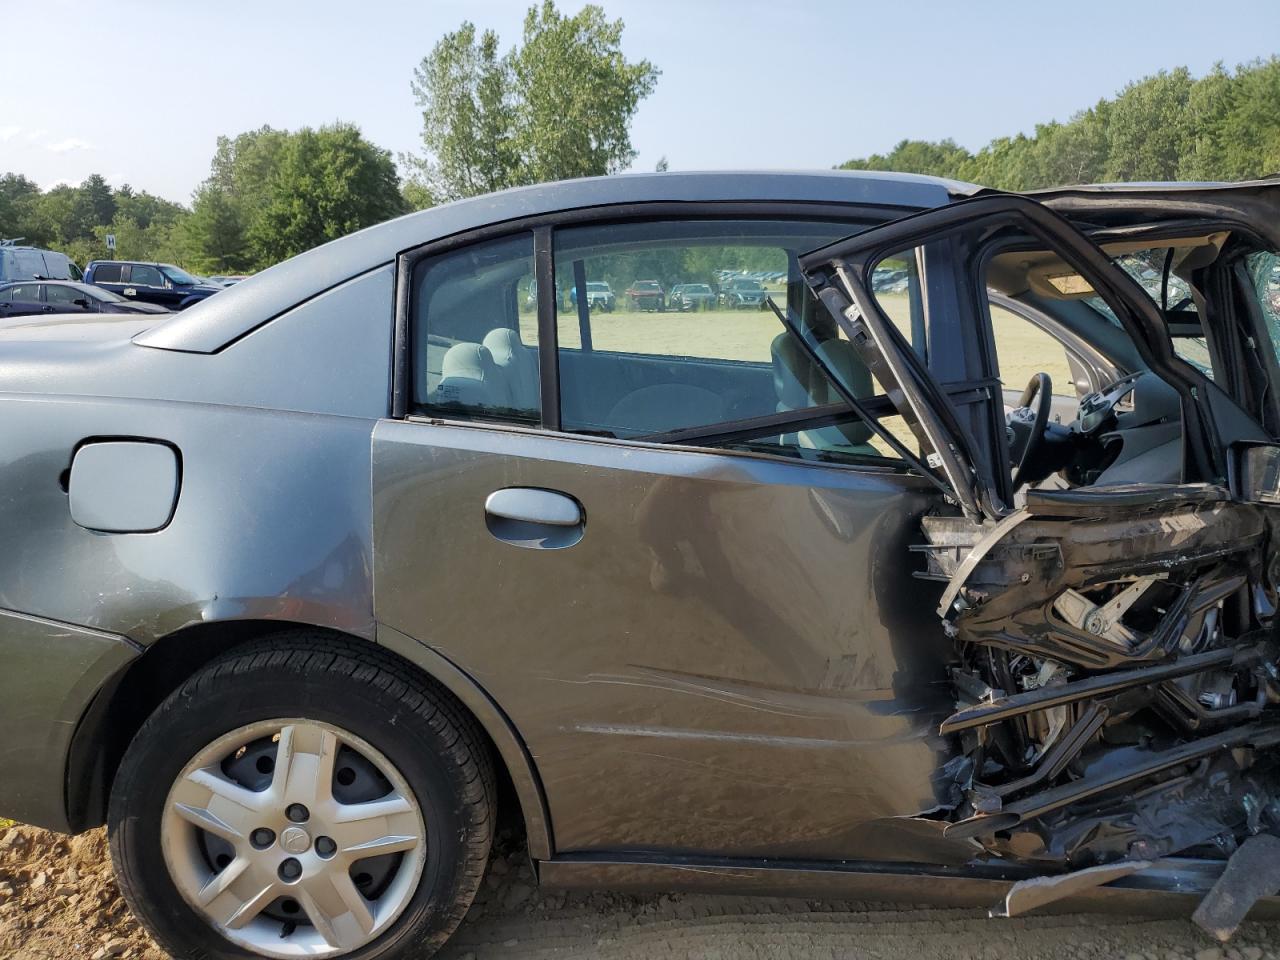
570 280 615 311
84 260 223 310
871 266 909 293
525 278 564 311
0 280 171 319
0 240 82 282
625 278 665 310
668 282 716 311
209 275 249 285
719 275 769 308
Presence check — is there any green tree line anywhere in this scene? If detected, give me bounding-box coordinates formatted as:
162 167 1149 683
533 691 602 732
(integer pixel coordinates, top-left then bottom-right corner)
0 123 405 274
839 58 1280 189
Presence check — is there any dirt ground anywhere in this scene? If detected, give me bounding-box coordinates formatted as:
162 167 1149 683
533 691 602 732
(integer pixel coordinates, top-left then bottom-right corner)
3 823 1279 960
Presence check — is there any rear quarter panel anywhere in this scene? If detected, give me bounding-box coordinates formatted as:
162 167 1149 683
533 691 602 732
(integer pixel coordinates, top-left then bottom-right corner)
0 395 378 645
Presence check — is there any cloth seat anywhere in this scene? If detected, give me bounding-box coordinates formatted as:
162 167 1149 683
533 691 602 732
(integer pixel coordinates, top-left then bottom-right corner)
483 328 539 414
434 342 505 410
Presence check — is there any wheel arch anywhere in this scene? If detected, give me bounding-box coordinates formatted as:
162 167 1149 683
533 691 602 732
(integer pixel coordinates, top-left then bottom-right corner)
67 619 554 860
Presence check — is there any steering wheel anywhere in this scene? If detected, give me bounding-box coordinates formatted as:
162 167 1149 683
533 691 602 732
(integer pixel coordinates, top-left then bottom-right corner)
1009 372 1052 491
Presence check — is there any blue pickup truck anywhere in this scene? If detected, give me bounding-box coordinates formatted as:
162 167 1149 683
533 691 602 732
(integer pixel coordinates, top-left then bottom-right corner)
83 260 223 310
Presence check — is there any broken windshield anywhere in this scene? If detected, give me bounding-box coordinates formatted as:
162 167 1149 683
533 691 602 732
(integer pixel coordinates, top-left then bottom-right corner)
1248 251 1280 368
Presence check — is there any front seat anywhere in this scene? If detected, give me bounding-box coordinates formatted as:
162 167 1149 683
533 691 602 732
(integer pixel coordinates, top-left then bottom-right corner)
770 315 877 456
607 384 726 436
483 328 539 414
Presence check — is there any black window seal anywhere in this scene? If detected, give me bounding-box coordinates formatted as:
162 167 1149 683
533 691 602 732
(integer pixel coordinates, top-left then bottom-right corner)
391 251 412 419
534 226 560 431
639 401 884 446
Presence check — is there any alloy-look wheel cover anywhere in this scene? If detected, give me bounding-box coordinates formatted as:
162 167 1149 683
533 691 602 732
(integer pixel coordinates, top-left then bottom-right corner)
160 719 427 958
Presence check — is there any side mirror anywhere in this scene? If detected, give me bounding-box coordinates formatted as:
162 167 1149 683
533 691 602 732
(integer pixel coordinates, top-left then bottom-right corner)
1229 442 1280 503
73 298 90 307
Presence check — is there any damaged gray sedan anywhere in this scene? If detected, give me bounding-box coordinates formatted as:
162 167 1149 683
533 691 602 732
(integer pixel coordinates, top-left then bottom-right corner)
3 171 1280 959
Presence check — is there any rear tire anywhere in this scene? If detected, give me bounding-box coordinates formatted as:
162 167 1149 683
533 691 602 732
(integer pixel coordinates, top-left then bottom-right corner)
108 633 495 960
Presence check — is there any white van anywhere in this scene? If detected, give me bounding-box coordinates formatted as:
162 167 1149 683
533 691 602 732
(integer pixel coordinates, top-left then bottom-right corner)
0 241 82 282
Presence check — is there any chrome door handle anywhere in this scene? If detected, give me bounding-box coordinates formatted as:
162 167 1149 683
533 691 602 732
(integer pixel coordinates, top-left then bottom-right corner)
485 488 581 526
484 488 583 549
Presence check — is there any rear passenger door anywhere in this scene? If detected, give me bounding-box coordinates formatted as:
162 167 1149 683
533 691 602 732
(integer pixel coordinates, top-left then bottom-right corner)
0 283 47 317
372 213 967 865
88 263 126 296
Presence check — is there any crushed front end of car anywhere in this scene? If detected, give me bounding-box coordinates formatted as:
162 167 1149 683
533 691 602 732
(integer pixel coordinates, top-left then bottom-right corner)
792 187 1280 933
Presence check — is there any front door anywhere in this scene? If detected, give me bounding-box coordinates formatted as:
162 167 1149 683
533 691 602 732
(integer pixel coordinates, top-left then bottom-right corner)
124 263 173 307
372 214 978 864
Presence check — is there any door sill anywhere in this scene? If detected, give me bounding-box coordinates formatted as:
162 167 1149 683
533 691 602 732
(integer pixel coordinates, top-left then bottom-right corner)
536 852 1280 919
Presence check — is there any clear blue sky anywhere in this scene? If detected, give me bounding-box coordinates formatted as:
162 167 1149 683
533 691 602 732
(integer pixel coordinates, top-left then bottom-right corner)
4 0 1277 204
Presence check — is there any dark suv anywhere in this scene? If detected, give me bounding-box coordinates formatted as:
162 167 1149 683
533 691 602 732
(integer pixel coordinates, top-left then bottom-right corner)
84 260 223 310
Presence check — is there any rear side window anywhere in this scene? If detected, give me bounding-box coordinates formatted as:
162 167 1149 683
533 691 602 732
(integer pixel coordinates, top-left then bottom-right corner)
410 233 539 424
2 284 39 302
92 264 123 283
551 219 899 464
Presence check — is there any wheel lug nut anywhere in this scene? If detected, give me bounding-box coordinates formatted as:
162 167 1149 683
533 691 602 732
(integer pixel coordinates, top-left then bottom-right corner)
285 803 310 823
315 836 336 859
278 857 302 882
250 828 275 849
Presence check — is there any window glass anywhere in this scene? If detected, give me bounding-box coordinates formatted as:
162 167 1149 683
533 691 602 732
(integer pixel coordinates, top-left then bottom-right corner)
1085 247 1214 378
67 261 83 281
44 284 83 305
160 265 197 285
2 284 38 302
129 265 164 287
551 219 902 466
411 233 539 424
869 251 926 357
92 263 123 283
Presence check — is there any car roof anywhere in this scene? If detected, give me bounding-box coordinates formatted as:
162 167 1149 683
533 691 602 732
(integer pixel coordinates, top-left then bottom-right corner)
135 170 977 353
0 278 81 287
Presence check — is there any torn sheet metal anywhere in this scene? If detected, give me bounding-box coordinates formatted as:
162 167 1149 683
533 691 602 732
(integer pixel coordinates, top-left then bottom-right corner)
991 859 1152 917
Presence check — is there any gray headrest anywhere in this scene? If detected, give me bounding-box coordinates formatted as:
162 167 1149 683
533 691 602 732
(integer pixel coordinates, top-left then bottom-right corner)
436 342 502 409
